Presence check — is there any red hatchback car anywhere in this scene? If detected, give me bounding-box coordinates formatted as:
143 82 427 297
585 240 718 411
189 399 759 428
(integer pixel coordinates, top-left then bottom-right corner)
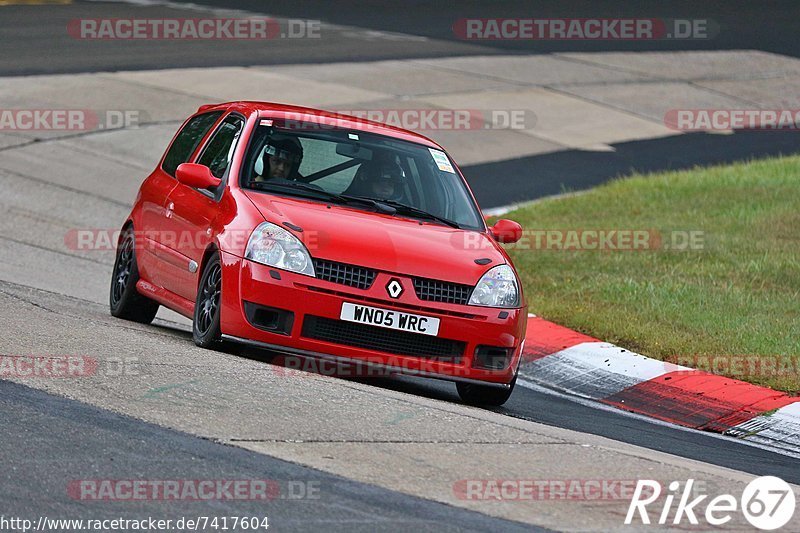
110 102 526 405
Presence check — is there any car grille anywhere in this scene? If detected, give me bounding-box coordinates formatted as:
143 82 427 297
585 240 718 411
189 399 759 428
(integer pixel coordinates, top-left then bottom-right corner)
413 277 473 305
313 259 376 290
302 315 465 361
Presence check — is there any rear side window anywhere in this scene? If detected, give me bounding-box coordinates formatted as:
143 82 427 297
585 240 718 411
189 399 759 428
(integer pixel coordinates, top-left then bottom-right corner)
162 111 222 176
197 115 245 179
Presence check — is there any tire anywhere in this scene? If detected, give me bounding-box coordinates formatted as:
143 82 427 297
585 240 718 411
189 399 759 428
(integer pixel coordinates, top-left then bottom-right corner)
456 373 517 407
193 252 223 348
109 228 159 324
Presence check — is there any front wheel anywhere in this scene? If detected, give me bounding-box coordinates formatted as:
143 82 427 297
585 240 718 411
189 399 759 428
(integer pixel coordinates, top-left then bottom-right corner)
109 228 159 324
193 252 223 348
456 374 517 407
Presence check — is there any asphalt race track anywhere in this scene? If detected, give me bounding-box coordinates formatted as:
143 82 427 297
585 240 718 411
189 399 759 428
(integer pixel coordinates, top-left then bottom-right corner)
1 280 796 530
0 379 538 532
1 1 799 531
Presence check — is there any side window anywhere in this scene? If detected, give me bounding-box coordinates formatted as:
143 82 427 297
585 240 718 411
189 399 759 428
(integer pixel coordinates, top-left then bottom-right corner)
162 112 222 176
197 116 245 179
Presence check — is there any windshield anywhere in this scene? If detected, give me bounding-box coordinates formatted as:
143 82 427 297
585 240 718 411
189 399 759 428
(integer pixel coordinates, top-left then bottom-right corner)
239 120 484 230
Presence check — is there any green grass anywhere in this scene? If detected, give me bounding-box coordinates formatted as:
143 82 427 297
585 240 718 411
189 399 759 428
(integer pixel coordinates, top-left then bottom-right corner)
502 155 800 394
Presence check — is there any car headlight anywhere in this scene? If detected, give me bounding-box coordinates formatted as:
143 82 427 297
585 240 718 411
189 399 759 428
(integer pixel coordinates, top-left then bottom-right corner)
469 264 520 308
245 222 315 277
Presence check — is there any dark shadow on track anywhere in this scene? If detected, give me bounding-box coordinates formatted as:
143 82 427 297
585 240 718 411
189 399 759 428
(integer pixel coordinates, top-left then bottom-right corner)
3 1 798 75
462 129 800 208
191 0 800 58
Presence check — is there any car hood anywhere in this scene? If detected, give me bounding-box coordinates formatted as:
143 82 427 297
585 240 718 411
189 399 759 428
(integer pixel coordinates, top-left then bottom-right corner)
243 191 507 285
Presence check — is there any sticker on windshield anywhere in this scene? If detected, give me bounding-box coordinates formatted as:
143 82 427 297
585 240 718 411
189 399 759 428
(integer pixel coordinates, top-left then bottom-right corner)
428 148 455 173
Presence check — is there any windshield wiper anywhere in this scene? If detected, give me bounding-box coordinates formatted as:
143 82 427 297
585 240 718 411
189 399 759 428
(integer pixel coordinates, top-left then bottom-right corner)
339 194 397 215
250 180 340 200
251 181 396 214
355 197 461 228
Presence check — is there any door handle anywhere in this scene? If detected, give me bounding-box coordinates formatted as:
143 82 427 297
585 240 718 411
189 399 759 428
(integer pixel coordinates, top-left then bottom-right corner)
165 202 174 219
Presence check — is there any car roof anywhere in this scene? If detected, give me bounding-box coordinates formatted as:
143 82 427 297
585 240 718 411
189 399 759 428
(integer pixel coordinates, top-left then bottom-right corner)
196 101 443 149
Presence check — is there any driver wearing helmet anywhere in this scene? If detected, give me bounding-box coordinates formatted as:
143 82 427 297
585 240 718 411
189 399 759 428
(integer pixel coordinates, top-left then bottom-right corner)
355 160 405 201
254 136 303 182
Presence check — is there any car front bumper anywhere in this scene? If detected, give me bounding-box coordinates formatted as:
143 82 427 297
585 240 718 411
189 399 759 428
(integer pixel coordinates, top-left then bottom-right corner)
219 253 527 385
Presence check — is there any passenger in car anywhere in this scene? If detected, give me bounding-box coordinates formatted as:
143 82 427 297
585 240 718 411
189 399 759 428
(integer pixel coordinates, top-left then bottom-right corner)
350 160 406 201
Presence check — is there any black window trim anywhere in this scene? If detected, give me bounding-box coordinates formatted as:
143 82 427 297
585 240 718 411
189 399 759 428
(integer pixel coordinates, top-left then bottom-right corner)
160 110 224 179
186 111 247 202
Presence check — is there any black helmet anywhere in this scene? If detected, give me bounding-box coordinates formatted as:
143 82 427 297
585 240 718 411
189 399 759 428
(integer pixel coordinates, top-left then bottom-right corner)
264 136 303 165
352 159 405 200
360 160 404 184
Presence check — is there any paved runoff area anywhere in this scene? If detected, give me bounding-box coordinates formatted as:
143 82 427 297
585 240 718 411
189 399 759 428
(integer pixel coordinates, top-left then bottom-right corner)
2 1 800 531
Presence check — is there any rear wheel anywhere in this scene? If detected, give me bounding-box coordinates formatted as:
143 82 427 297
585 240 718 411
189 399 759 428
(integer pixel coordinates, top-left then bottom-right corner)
109 228 159 324
456 374 517 407
193 252 223 348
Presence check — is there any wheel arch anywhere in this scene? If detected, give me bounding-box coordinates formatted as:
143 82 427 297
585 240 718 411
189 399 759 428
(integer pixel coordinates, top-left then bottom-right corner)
117 219 134 247
197 242 221 289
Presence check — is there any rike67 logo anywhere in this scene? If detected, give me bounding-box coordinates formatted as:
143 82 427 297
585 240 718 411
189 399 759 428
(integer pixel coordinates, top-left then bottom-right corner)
626 476 796 530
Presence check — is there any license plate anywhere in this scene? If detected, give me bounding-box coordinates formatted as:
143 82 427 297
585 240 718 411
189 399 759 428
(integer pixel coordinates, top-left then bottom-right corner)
340 302 440 336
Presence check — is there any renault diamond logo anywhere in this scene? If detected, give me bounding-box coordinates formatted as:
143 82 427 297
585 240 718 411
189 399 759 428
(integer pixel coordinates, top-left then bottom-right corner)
386 278 404 299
